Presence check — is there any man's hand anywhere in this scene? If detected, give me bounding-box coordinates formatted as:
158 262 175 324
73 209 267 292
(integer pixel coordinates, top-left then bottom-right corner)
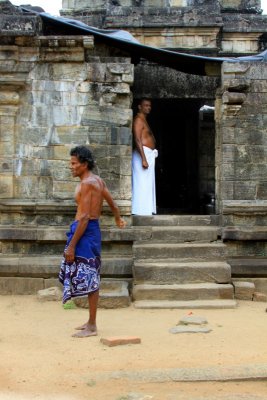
115 216 127 229
64 244 75 263
142 159 149 169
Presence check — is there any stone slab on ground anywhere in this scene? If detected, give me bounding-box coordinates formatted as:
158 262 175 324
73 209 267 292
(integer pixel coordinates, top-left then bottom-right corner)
37 286 62 302
100 336 141 347
169 326 212 334
178 315 208 325
95 363 267 382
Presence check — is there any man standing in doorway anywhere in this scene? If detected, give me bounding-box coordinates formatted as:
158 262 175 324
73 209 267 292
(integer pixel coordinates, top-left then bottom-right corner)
132 98 158 215
59 145 126 338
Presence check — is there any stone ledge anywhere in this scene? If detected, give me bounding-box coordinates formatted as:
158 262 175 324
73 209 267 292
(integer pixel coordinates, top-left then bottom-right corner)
229 258 267 277
222 200 267 215
0 199 131 215
223 227 267 240
0 225 150 241
0 255 133 277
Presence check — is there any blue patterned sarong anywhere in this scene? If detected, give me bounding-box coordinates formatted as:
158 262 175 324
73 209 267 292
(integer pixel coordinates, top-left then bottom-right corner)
59 219 101 304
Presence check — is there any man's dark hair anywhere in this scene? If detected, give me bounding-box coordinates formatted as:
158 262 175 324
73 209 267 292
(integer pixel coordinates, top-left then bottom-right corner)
138 97 151 105
70 146 95 170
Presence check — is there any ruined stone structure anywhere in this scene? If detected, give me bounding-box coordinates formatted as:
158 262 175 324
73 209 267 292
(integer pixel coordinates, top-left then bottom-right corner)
0 0 266 307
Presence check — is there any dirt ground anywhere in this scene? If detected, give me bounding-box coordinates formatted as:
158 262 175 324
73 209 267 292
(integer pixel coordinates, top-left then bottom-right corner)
1 295 267 400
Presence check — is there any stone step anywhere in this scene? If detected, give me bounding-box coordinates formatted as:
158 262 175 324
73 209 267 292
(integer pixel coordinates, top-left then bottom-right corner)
133 242 226 261
133 261 231 284
140 226 220 243
134 299 237 309
133 215 220 227
132 283 234 301
0 255 133 277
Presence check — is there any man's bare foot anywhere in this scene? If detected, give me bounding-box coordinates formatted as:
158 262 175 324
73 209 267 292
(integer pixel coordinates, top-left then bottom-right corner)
75 322 90 330
72 327 97 338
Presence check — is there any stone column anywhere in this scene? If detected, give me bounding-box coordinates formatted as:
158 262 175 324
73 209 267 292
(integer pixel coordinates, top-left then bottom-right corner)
0 91 20 198
215 61 267 260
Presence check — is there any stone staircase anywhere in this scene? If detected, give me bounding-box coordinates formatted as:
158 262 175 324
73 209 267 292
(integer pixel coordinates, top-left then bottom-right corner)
132 215 237 309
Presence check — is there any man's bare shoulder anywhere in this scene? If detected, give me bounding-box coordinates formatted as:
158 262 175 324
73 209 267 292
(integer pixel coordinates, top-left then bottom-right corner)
134 114 144 121
82 174 103 190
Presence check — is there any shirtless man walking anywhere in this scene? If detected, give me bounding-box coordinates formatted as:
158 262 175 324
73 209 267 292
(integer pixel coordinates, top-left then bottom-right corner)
132 98 158 215
59 145 126 338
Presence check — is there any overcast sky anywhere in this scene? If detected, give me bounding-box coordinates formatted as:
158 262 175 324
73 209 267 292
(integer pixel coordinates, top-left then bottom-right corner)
10 0 267 15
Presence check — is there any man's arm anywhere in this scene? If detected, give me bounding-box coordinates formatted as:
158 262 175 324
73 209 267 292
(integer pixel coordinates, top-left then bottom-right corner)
64 182 92 263
102 182 126 228
133 117 148 169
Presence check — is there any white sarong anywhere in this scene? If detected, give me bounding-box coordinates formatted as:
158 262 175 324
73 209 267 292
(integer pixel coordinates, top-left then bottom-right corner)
132 146 158 215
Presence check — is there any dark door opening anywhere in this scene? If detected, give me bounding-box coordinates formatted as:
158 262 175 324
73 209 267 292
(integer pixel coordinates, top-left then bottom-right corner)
148 99 202 214
132 98 215 214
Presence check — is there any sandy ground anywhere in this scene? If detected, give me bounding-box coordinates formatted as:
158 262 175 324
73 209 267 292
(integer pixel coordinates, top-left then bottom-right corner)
1 295 267 400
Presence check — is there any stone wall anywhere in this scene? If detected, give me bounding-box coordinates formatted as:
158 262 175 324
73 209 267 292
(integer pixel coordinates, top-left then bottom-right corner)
215 61 267 262
0 34 133 219
61 0 266 57
0 5 135 294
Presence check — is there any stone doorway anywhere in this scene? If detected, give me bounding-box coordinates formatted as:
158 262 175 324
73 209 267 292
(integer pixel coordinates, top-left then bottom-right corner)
137 98 216 214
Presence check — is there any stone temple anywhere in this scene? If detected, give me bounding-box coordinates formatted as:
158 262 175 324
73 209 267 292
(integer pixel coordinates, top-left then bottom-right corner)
0 0 266 307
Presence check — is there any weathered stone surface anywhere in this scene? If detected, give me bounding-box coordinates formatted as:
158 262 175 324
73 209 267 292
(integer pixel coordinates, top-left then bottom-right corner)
253 292 267 302
74 280 130 309
133 283 234 301
133 261 231 284
169 326 212 334
0 277 44 294
178 315 208 325
233 281 255 300
233 278 267 295
133 243 227 261
37 286 62 301
223 227 267 241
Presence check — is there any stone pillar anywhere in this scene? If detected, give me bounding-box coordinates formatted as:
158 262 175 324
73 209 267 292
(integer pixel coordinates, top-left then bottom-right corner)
0 95 18 199
215 61 267 260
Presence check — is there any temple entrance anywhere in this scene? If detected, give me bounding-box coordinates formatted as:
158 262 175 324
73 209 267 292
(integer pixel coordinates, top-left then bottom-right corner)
133 98 216 214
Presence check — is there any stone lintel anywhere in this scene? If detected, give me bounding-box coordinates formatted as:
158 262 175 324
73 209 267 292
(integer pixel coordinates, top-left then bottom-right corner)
124 26 221 49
